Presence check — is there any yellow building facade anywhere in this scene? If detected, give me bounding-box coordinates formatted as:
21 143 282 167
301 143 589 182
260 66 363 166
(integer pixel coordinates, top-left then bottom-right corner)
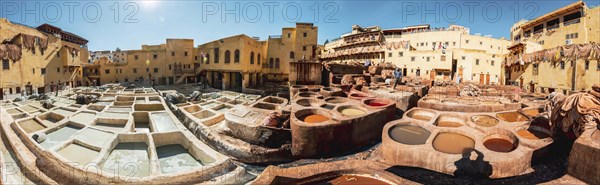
0 18 89 99
85 23 318 92
506 1 600 94
321 24 510 84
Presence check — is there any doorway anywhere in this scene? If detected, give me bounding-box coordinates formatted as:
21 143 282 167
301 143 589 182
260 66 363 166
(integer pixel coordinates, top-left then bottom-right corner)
479 74 485 85
485 74 490 85
451 60 458 79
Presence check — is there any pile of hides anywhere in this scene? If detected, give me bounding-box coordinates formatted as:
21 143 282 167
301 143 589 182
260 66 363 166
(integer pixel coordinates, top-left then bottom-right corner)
341 75 355 85
459 84 482 97
381 69 395 79
165 92 187 104
550 84 600 138
76 94 98 104
434 79 456 87
189 91 202 101
42 99 55 109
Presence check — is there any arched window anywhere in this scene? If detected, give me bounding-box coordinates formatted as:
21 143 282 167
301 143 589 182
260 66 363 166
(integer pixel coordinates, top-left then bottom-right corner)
224 50 231 63
275 58 280 68
234 49 240 63
205 54 210 64
290 51 295 59
269 58 274 68
250 52 254 64
257 54 261 65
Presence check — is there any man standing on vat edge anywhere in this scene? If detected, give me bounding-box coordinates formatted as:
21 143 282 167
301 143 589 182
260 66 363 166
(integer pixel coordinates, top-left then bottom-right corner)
392 68 403 92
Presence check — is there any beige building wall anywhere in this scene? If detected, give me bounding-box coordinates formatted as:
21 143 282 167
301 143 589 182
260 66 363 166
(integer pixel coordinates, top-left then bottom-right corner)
506 2 600 93
0 18 88 98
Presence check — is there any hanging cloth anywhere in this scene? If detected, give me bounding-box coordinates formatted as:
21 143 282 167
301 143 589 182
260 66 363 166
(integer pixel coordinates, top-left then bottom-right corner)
576 43 592 59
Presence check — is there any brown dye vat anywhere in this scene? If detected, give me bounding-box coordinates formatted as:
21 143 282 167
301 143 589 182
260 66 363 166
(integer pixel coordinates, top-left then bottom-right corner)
308 174 391 185
496 112 529 122
296 99 312 107
433 133 474 154
349 93 368 98
484 138 515 153
389 125 431 145
303 114 329 123
436 121 463 127
325 98 347 104
471 115 499 127
523 109 540 117
517 128 550 140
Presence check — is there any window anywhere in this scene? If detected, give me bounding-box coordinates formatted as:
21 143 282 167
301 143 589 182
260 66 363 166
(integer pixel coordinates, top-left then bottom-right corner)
491 61 495 66
154 68 158 73
303 32 307 37
566 33 578 39
533 24 544 33
287 33 291 38
205 54 210 64
399 52 403 57
388 53 392 57
135 55 138 60
250 52 255 64
538 40 545 45
41 68 46 74
105 69 110 74
465 40 469 44
269 58 274 68
563 11 581 25
441 55 446 61
547 18 559 30
524 30 531 38
597 61 600 71
585 60 589 70
275 58 280 68
234 49 240 63
214 48 220 63
171 52 175 56
32 68 35 74
257 54 261 65
462 56 466 60
153 54 158 59
2 59 9 70
452 42 456 46
133 68 137 73
146 68 149 72
290 52 295 59
411 57 415 61
303 46 307 51
195 56 198 60
185 52 188 56
479 42 483 45
168 65 172 70
224 50 231 63
56 51 60 57
57 68 60 73
560 61 565 69
426 57 430 62
476 59 480 65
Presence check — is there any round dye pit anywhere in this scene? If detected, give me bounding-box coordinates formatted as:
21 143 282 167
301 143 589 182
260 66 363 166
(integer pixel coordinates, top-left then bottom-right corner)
436 121 463 127
484 138 516 153
310 174 391 185
434 115 465 128
325 97 347 104
406 109 436 122
364 99 390 107
496 112 529 122
338 107 365 116
303 114 330 123
517 128 550 140
389 125 431 145
471 115 499 127
433 133 474 154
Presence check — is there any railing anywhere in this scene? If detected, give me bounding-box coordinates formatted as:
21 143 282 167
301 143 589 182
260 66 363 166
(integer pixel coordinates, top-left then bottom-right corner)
563 18 580 26
269 35 282 39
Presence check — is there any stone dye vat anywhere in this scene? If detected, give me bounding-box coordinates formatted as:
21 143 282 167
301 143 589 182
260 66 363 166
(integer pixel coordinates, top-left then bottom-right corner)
382 108 553 178
567 128 600 184
361 87 420 113
0 86 244 184
417 94 520 112
290 88 396 158
252 160 412 184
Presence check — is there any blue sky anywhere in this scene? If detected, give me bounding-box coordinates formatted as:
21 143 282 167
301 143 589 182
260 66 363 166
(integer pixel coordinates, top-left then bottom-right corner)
2 0 598 51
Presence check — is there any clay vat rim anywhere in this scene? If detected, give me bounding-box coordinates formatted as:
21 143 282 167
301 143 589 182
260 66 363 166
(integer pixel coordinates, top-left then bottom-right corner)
482 131 519 153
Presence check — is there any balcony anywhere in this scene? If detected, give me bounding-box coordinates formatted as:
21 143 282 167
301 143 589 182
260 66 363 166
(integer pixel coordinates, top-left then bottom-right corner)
563 18 580 26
